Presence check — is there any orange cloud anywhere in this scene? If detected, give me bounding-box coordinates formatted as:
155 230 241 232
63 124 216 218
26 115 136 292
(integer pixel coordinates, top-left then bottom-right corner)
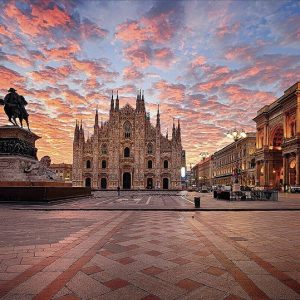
0 66 26 94
5 2 71 37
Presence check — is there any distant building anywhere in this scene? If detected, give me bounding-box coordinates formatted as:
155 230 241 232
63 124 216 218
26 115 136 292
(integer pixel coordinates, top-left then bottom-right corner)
192 157 213 188
212 133 256 186
72 92 185 189
254 82 300 189
49 163 72 182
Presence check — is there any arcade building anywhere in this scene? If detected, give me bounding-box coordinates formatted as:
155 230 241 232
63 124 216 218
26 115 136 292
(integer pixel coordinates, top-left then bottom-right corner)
254 82 300 189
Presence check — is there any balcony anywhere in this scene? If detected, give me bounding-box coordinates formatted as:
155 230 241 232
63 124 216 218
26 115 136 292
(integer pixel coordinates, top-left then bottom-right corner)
120 156 134 164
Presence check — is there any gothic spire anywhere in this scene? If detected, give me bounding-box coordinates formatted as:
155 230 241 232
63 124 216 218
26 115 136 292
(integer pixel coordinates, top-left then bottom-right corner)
172 118 176 140
74 120 79 142
94 108 98 128
156 104 160 128
79 120 85 142
110 90 114 112
115 90 119 111
136 89 141 111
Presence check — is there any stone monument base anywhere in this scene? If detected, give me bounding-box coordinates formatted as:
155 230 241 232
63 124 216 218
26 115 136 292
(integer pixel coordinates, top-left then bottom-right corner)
0 186 91 203
0 125 91 202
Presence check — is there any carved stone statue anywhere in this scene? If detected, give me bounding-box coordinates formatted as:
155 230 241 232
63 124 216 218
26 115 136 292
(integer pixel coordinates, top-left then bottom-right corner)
0 88 30 130
22 156 58 180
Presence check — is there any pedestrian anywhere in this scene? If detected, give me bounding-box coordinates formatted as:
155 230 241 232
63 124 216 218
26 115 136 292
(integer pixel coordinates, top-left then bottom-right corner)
117 186 120 196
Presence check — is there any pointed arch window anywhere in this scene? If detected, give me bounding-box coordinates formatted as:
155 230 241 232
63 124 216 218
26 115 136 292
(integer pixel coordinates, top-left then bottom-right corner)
86 160 91 169
102 160 107 169
164 160 168 169
124 122 132 138
124 147 130 157
148 160 153 169
147 143 153 154
101 144 107 155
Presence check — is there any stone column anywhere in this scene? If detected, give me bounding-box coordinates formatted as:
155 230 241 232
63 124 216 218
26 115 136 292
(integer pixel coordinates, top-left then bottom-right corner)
296 94 300 135
263 124 268 147
283 155 289 187
263 160 269 187
283 113 287 139
256 161 260 186
296 152 300 185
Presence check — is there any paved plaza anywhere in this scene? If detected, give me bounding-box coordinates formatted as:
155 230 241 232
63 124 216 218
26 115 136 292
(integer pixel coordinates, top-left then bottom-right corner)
0 192 300 299
3 191 300 211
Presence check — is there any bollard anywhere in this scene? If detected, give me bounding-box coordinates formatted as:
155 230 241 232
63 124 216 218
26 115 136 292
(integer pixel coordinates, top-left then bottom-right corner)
194 197 200 208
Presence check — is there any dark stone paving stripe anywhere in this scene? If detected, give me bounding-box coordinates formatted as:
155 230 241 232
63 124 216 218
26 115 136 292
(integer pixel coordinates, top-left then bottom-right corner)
188 217 270 300
198 217 300 296
9 208 300 211
33 212 132 300
0 212 125 298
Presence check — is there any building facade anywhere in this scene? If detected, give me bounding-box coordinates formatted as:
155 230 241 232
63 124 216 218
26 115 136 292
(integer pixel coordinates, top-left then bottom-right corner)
192 157 213 188
72 92 185 190
253 82 300 189
212 133 256 186
50 163 72 183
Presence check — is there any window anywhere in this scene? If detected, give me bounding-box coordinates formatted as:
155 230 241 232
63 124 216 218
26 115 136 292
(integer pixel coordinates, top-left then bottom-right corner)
290 121 295 137
124 147 130 157
102 160 107 169
148 160 153 169
86 160 91 169
164 160 168 169
101 144 107 155
147 143 153 154
124 122 132 138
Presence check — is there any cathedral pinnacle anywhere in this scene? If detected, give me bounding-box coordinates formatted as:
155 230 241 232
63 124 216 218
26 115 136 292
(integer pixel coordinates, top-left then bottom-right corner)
74 120 79 142
115 90 119 111
94 108 99 132
110 90 114 112
156 104 160 128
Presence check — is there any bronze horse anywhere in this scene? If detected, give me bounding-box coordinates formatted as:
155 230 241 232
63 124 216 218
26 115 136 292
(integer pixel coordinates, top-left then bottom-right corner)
0 96 30 130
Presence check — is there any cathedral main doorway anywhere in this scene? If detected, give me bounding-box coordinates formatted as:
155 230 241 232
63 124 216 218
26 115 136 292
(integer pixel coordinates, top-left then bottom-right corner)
101 178 107 189
163 178 169 189
123 172 131 189
85 178 91 187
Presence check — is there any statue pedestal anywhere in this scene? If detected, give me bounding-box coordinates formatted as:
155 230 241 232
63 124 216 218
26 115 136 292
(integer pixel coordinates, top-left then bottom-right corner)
0 125 59 183
0 125 91 202
0 125 40 159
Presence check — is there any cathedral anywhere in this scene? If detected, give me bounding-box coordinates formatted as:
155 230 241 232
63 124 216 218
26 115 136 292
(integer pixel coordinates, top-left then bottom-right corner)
72 91 185 190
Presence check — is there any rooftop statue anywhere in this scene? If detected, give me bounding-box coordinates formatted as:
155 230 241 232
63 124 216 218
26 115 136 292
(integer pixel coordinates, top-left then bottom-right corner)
0 88 30 130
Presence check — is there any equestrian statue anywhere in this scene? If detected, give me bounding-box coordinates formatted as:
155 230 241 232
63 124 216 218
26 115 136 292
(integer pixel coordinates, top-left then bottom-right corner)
0 88 30 130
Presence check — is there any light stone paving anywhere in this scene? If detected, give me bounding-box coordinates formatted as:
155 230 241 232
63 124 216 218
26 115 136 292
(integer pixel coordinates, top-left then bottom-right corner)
0 195 299 299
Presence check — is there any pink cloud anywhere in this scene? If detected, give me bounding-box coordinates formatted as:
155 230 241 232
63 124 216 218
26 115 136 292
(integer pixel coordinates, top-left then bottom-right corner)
0 53 32 68
153 80 186 103
215 22 240 38
123 66 144 81
4 2 72 37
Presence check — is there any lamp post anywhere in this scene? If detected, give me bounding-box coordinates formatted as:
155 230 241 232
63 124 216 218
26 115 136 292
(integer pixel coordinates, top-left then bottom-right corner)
199 152 209 188
199 152 209 161
225 129 247 190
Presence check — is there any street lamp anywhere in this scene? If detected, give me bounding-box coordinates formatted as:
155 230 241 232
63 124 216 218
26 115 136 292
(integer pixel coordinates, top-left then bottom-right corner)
225 128 247 187
226 128 246 141
199 152 209 160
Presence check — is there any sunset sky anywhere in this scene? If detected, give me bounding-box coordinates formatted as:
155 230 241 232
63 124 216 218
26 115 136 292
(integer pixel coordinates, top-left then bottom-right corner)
0 0 299 166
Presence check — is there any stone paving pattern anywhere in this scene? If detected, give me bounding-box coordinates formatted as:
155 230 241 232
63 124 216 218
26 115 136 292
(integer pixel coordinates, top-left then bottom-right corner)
0 193 300 299
2 191 300 210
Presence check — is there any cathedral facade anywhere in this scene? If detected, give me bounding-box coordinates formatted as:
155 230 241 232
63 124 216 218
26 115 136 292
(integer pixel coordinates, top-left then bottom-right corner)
72 92 185 190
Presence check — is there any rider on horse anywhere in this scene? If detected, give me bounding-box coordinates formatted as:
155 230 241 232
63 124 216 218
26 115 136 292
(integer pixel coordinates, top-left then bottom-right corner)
1 88 30 129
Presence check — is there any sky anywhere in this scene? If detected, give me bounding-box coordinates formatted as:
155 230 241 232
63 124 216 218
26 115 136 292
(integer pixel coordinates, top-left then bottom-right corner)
0 0 300 166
